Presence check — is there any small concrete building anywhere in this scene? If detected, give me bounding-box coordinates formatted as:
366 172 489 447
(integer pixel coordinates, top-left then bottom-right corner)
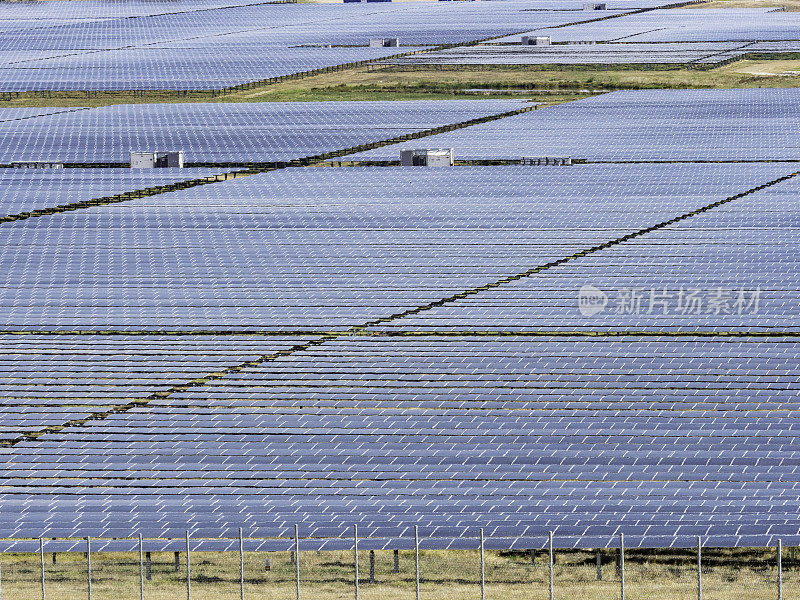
369 37 400 47
583 2 606 9
130 151 184 168
400 149 454 167
521 35 551 46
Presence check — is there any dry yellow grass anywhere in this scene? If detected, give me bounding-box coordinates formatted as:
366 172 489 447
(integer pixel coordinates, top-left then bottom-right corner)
0 548 795 600
689 0 799 10
5 56 800 109
731 58 800 76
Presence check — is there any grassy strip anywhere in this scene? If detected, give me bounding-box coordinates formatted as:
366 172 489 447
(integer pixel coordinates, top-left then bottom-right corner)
0 548 791 600
689 0 800 10
3 58 800 108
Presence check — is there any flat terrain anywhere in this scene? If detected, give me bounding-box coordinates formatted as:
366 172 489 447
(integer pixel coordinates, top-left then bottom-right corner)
0 548 792 600
5 59 800 108
691 0 800 10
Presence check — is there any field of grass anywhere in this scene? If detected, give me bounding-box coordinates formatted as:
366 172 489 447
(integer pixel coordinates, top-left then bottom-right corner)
3 58 800 109
691 0 799 10
0 547 794 600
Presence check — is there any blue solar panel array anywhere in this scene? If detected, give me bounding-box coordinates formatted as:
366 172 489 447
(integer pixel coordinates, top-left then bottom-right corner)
0 106 89 122
1 137 800 550
0 163 782 332
344 88 800 161
0 0 678 91
0 100 526 164
0 168 234 218
0 46 415 92
385 41 748 66
370 167 800 332
387 5 800 69
494 7 800 43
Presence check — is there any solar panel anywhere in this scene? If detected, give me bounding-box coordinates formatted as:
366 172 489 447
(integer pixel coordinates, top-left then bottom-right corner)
493 8 800 43
1 154 799 549
2 334 800 547
0 163 784 331
343 88 800 162
384 41 753 67
0 0 674 91
0 100 527 164
0 168 234 218
372 167 800 332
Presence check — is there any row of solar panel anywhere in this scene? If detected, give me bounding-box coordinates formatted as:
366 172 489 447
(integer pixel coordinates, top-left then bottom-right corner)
0 0 667 91
0 531 786 553
495 8 800 43
2 4 796 91
385 39 800 66
0 162 794 330
0 99 525 163
373 174 800 331
0 47 422 92
345 88 800 161
0 2 590 50
0 168 234 218
2 90 798 164
1 89 798 550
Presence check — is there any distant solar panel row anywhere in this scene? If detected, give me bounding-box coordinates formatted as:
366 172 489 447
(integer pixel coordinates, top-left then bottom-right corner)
496 8 800 43
0 47 414 92
344 88 800 161
0 100 526 164
0 0 661 91
0 168 234 218
384 41 749 66
0 1 669 51
0 0 288 22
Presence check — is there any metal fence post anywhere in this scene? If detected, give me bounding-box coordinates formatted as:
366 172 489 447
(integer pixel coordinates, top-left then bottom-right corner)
778 539 783 600
620 533 625 600
414 526 420 600
697 536 702 600
40 537 45 600
480 528 485 600
239 528 245 600
394 549 399 574
548 532 554 600
186 531 191 600
138 534 144 600
295 525 300 600
87 536 92 600
369 550 375 584
354 524 359 600
596 549 602 581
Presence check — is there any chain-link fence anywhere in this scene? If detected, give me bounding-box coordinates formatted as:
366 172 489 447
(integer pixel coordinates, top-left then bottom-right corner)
0 533 794 600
